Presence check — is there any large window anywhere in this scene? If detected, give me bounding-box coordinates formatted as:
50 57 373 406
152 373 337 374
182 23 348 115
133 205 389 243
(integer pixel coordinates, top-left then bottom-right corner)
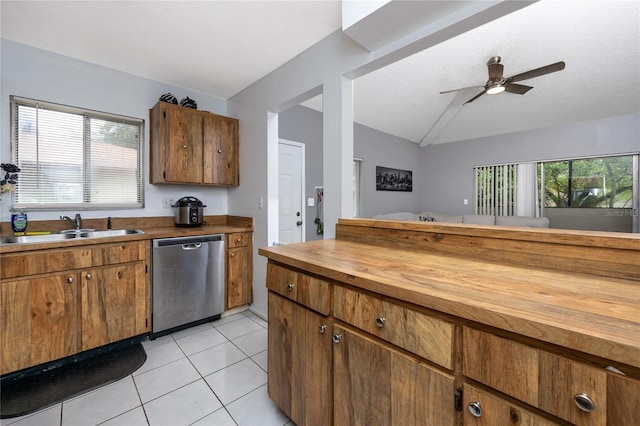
11 96 143 210
474 154 638 232
539 155 634 208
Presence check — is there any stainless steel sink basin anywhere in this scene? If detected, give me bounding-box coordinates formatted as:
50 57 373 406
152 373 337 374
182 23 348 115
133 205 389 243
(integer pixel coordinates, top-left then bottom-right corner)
1 233 80 244
1 229 144 244
80 229 144 238
60 228 96 234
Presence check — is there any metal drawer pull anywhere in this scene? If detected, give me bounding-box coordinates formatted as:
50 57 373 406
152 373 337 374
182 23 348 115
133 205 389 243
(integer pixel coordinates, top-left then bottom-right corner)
287 283 295 291
468 401 482 417
318 325 326 334
573 393 596 412
332 334 342 344
376 317 386 328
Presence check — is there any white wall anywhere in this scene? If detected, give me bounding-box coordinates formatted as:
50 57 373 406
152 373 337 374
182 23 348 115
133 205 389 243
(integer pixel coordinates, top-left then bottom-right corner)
0 39 230 224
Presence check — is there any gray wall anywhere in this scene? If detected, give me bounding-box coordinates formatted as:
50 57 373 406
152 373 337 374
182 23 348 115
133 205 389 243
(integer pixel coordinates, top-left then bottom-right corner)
279 105 422 224
0 39 230 223
420 112 640 216
278 106 324 241
354 123 422 217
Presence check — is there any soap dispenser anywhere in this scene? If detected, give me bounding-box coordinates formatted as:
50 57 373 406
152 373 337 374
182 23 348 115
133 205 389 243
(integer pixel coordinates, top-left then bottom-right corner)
11 209 28 233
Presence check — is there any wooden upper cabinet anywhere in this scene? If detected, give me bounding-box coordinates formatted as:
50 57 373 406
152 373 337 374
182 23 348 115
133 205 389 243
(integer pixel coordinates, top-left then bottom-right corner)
204 114 239 186
150 101 239 186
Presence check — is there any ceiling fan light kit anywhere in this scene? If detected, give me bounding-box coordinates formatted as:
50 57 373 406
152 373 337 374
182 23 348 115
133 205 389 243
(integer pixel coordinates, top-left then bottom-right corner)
440 56 565 104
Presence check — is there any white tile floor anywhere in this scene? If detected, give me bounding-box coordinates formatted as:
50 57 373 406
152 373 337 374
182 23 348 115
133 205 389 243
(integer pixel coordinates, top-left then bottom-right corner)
1 311 293 426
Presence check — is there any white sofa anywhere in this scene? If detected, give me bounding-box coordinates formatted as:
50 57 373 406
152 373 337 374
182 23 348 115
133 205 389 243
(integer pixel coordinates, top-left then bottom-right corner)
372 211 550 228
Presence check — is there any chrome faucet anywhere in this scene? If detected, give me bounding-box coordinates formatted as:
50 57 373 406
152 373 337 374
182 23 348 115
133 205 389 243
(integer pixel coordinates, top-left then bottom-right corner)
61 214 82 230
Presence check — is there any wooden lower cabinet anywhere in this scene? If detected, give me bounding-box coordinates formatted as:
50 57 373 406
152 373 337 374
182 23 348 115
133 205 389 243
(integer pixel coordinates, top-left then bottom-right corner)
607 372 640 425
463 384 559 426
81 263 147 351
268 292 332 426
463 327 607 426
226 233 253 309
1 272 80 374
332 325 456 426
0 241 150 375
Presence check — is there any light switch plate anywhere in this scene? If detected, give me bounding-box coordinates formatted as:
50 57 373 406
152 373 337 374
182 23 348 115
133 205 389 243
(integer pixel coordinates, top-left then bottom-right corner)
307 198 315 207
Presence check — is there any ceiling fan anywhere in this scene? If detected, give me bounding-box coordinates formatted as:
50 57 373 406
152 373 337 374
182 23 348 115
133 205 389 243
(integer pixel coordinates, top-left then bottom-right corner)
440 56 565 105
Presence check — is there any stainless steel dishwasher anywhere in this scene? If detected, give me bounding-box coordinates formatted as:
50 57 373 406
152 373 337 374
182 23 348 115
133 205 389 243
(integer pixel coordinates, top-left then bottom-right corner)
152 234 225 337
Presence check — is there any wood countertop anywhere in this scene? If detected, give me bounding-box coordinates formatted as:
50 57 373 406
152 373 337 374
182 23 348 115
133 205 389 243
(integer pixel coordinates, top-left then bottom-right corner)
0 215 253 253
259 236 640 371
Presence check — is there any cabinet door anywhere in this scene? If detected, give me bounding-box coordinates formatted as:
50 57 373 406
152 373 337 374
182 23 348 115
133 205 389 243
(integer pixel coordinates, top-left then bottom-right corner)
607 372 640 425
204 115 239 186
1 273 79 374
268 292 332 426
333 325 455 426
463 384 558 426
164 108 203 183
81 263 147 351
226 246 253 309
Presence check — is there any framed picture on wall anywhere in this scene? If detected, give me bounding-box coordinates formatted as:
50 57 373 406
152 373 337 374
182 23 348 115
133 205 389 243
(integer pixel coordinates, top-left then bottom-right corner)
376 166 412 192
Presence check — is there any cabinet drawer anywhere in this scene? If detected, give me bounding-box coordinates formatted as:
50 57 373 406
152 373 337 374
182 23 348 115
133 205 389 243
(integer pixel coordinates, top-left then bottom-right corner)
463 327 606 425
228 232 249 248
92 241 146 266
1 247 93 278
462 383 559 426
266 263 331 315
334 285 454 370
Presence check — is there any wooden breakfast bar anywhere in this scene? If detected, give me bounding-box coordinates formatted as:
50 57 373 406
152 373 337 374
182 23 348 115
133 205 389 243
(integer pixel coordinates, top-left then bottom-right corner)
260 218 640 426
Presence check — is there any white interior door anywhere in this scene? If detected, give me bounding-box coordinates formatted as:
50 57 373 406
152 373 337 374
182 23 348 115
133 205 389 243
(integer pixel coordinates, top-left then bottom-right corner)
279 140 305 244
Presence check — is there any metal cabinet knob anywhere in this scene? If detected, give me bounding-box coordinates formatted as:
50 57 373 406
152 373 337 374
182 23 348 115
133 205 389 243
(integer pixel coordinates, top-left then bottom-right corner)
318 325 326 334
573 393 596 412
230 253 235 258
236 238 242 243
67 277 74 283
332 334 342 344
468 401 482 417
217 149 222 153
85 273 92 280
287 283 295 291
182 144 188 149
376 317 386 328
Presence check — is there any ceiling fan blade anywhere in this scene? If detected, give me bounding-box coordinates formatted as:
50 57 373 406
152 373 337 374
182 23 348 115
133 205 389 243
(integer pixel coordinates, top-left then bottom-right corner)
507 61 565 83
504 83 533 95
464 89 487 105
488 63 504 81
440 85 485 94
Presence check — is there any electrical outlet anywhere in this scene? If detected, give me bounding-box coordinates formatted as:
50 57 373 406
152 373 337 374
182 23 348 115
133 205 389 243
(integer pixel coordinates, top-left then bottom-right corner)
162 197 175 208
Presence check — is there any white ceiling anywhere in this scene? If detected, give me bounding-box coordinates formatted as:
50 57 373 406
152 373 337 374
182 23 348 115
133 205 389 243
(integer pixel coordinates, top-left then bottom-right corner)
2 1 639 146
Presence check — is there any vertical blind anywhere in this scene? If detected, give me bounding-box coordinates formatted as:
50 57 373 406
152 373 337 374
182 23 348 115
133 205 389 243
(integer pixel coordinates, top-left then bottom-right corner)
475 163 540 217
11 96 143 209
474 164 518 216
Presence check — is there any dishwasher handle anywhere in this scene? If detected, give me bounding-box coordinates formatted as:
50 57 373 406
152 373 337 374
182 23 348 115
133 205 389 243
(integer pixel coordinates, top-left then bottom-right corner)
182 243 202 250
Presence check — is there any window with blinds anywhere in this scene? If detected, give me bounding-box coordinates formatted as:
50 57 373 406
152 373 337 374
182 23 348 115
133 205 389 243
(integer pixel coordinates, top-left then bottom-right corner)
10 96 143 210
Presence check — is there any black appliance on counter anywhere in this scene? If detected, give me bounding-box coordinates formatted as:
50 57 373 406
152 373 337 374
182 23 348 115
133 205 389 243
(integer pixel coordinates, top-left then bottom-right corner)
172 196 206 227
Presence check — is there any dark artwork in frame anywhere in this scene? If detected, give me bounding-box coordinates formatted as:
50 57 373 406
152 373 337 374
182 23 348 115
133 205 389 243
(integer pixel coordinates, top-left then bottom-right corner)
376 166 412 192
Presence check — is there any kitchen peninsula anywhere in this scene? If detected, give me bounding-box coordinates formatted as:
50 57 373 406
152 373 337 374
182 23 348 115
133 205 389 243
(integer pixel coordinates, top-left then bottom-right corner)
260 218 640 425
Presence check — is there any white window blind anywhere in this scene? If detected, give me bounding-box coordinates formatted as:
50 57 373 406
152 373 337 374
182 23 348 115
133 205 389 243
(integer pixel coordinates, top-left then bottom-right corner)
474 163 540 217
474 164 517 216
11 96 143 210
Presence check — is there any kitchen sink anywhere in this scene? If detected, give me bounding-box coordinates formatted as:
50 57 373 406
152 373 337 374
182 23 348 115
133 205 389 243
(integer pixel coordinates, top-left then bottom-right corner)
80 229 144 238
0 229 144 244
60 228 96 234
1 233 81 244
